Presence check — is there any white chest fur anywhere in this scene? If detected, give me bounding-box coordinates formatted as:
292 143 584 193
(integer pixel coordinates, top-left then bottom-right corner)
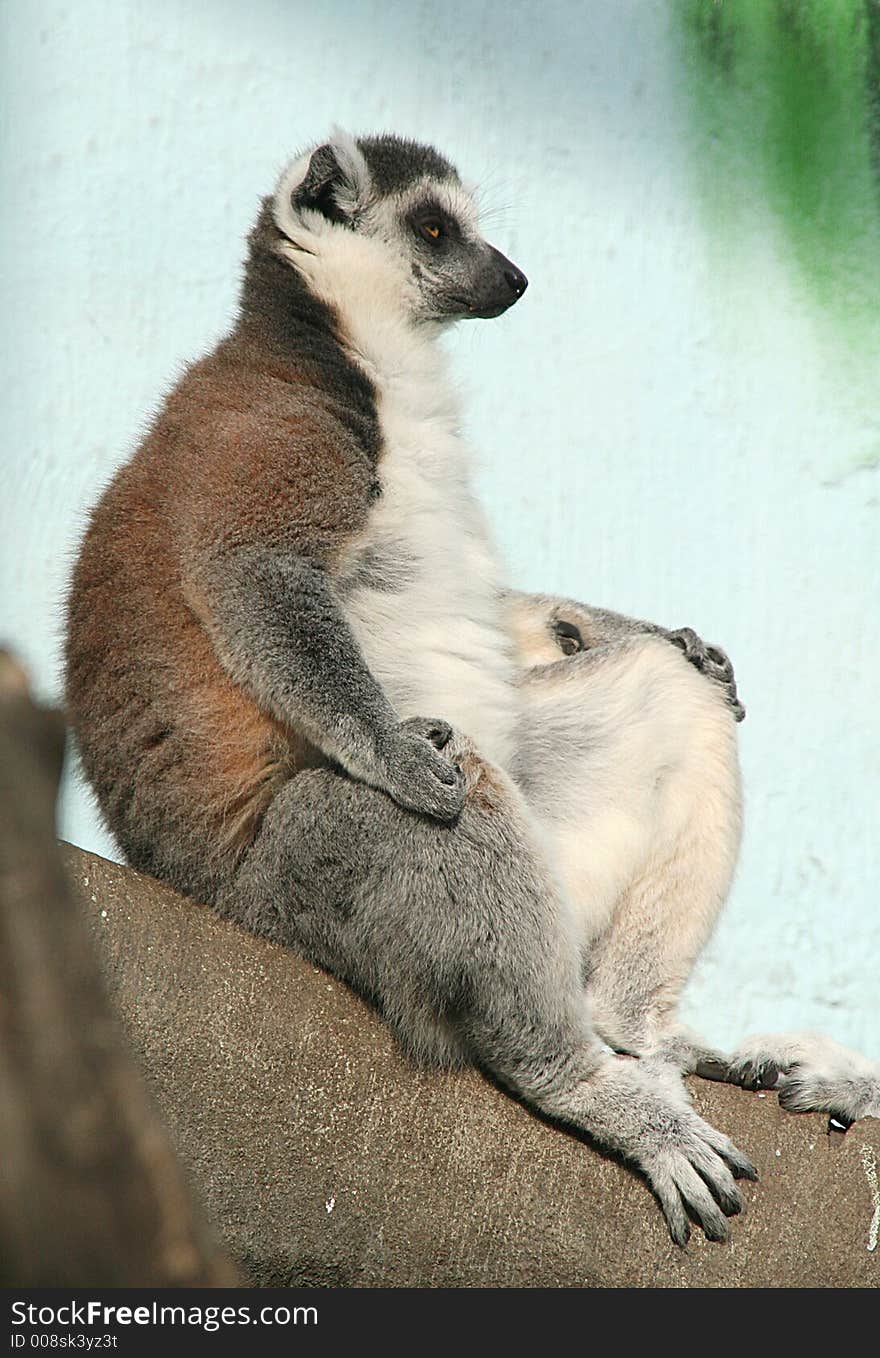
337 330 521 769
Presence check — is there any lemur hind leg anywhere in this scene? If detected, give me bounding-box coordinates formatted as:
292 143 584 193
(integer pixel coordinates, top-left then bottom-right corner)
216 718 755 1244
514 618 742 1075
513 592 880 1126
580 676 880 1122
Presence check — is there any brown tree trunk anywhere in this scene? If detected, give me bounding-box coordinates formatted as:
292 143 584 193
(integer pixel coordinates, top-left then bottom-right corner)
0 651 236 1287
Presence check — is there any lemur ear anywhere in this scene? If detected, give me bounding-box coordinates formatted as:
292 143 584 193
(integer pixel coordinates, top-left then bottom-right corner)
292 135 370 225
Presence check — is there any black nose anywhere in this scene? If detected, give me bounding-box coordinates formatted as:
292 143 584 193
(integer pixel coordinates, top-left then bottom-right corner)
466 246 529 319
504 266 528 299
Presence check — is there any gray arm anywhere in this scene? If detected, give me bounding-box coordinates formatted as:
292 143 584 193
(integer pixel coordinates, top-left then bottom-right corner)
190 546 465 819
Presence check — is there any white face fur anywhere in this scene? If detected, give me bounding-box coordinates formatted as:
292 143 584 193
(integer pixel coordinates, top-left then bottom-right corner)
271 129 527 329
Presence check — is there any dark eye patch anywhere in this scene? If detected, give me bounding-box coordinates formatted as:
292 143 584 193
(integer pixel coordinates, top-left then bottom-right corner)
405 198 462 245
553 620 584 657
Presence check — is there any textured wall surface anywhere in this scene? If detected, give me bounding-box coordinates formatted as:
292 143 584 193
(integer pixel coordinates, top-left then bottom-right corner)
1 1 877 1054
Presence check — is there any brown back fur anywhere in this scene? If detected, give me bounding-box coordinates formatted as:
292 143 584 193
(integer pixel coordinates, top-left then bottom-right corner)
65 207 382 901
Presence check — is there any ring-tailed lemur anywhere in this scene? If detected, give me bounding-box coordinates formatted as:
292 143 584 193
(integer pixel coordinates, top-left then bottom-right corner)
65 130 880 1246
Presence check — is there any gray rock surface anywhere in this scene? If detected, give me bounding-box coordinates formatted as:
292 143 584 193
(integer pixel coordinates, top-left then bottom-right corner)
64 844 879 1288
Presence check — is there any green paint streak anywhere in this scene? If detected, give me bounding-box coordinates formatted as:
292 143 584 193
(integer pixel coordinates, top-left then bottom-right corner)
672 0 880 336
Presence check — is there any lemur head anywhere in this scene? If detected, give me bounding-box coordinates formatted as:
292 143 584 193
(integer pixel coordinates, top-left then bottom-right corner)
271 129 527 327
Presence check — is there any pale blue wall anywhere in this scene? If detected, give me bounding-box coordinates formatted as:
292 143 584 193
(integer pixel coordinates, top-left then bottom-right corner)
1 0 877 1054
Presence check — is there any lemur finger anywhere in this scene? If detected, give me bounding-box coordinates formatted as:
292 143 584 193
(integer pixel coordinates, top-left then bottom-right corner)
669 1160 731 1241
399 715 453 753
732 1057 781 1091
422 746 458 786
699 1124 759 1181
424 720 453 751
692 1055 734 1082
419 766 466 819
648 1168 691 1247
668 627 699 658
705 645 734 681
686 1145 743 1215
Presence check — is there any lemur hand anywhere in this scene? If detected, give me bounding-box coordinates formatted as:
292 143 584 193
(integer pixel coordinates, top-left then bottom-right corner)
667 627 745 722
375 716 466 822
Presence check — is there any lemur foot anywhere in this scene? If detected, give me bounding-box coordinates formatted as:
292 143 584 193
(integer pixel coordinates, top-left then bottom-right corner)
584 1058 757 1245
727 1033 880 1127
644 1115 756 1246
667 627 745 721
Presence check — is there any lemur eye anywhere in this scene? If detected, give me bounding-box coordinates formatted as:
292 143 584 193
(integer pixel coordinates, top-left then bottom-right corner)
554 620 584 657
421 220 442 241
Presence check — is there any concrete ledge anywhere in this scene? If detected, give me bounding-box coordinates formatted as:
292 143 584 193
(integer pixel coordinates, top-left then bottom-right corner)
63 844 879 1288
